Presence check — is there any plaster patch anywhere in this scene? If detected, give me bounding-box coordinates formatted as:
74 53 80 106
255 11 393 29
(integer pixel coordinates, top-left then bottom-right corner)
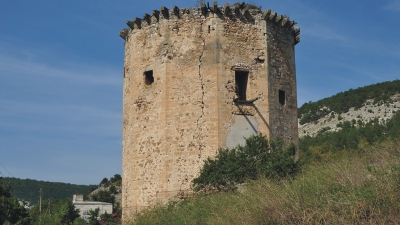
226 115 258 149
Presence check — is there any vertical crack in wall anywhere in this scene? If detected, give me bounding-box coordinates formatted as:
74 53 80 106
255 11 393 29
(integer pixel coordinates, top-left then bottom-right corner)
196 20 206 159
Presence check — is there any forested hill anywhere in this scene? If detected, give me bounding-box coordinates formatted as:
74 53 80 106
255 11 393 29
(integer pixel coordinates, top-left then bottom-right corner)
2 177 96 205
298 79 400 165
298 80 400 125
298 80 400 137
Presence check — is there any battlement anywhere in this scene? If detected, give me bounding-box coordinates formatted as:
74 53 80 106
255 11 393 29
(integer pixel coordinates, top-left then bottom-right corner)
119 2 300 44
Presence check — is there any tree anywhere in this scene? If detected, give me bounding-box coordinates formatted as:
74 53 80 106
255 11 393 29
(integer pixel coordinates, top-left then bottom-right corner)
109 174 121 184
100 178 109 186
99 211 120 225
193 134 299 191
109 185 116 194
57 200 80 224
29 199 80 225
88 208 100 225
90 190 115 205
0 177 30 225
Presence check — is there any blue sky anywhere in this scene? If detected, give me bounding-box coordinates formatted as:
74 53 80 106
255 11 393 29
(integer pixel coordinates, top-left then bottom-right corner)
1 0 399 185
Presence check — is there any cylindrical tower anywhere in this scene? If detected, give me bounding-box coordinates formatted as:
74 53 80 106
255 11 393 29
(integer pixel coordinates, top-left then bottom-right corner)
120 2 300 220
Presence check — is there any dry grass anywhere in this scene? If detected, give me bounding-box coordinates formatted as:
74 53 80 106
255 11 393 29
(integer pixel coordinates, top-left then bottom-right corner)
131 140 400 225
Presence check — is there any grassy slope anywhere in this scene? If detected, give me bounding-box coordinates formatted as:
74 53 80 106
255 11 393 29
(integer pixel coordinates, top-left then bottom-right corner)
131 140 400 224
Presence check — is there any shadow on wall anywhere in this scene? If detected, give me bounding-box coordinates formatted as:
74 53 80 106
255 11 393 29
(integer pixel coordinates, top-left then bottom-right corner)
226 103 271 149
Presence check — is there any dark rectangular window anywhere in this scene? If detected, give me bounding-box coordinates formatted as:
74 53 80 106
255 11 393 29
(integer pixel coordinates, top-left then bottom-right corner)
235 71 248 101
279 90 285 105
144 70 154 85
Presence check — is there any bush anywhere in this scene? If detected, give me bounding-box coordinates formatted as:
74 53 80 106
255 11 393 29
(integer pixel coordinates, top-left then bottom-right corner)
90 189 115 205
192 134 299 191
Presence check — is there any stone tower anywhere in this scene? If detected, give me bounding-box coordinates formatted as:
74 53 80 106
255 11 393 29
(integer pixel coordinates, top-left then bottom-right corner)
119 2 300 220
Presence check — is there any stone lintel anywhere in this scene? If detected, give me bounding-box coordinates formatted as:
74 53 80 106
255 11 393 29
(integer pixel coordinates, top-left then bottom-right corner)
231 63 250 71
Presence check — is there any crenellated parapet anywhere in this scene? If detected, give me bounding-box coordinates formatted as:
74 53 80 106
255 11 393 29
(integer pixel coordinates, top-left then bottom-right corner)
119 2 300 45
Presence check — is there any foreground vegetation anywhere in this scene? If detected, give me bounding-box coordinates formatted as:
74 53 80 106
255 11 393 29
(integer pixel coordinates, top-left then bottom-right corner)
193 135 299 191
132 139 400 224
300 110 400 164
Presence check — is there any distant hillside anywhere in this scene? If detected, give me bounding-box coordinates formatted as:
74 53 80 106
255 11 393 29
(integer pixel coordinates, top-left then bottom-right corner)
1 177 96 205
298 80 400 137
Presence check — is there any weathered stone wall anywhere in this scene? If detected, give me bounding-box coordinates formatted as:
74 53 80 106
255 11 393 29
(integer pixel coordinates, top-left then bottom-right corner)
120 3 300 221
266 19 299 157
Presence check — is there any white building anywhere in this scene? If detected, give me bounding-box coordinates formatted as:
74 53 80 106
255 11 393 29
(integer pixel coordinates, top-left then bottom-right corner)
73 194 113 221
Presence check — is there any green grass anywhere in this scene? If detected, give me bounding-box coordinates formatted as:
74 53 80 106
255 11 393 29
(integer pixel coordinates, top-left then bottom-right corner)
130 140 400 224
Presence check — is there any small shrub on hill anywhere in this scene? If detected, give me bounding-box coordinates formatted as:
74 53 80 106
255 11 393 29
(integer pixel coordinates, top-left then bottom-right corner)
192 134 299 191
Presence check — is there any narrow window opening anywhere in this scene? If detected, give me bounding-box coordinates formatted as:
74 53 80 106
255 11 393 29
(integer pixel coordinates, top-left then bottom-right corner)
279 90 285 105
235 71 249 101
208 25 211 33
144 70 154 85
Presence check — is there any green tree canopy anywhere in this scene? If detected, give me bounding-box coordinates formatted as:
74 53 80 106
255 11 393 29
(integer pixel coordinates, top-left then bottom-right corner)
193 134 299 191
29 199 80 225
0 177 30 225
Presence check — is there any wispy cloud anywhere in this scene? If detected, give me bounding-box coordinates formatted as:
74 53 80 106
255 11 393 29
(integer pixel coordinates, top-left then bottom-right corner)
383 0 400 11
303 24 348 42
0 42 122 141
0 53 121 86
329 61 400 86
0 99 121 136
